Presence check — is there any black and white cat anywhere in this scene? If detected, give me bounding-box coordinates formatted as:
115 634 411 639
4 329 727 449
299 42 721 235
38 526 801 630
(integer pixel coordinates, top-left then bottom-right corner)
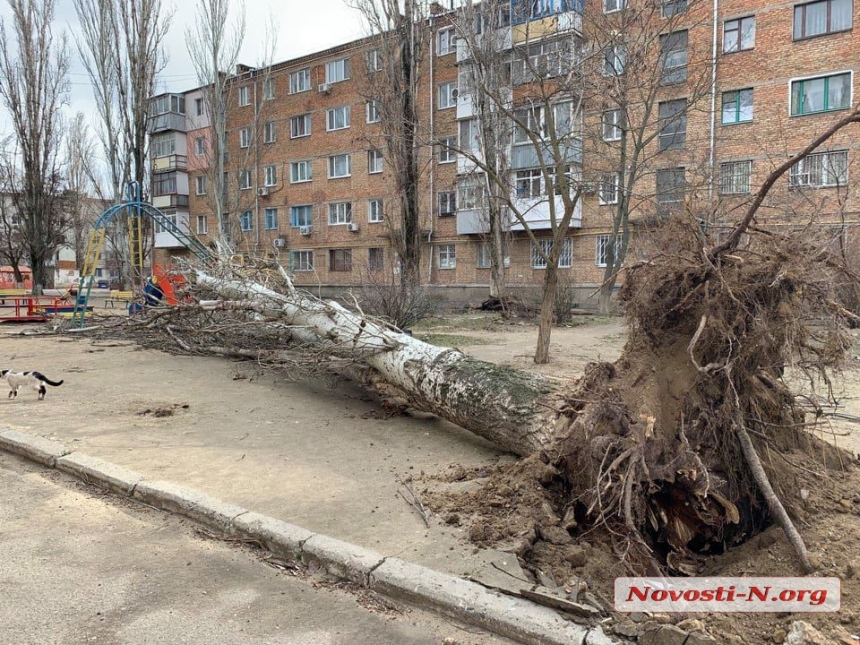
0 370 64 400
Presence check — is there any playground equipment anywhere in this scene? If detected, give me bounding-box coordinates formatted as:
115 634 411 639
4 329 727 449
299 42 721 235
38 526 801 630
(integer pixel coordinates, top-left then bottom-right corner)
71 182 212 327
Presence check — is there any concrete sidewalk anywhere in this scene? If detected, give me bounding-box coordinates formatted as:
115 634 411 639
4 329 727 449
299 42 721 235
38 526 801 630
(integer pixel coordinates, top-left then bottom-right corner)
0 452 508 645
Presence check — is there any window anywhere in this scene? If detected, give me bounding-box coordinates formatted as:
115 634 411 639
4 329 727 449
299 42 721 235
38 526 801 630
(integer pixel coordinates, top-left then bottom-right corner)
152 133 175 158
289 68 311 94
722 88 754 124
290 114 312 138
719 160 752 195
516 168 543 198
511 38 572 83
596 234 619 268
790 72 852 115
196 215 208 235
195 175 206 195
325 58 350 83
240 210 253 231
604 44 627 75
329 249 353 272
263 121 276 143
239 127 251 148
604 0 626 11
368 247 384 272
794 0 852 39
602 109 623 141
724 16 756 52
194 136 207 155
366 100 380 123
238 86 250 106
532 238 572 269
194 97 204 116
598 172 620 205
459 118 479 152
438 190 456 216
368 199 384 223
290 205 313 228
368 149 384 174
367 49 382 72
328 201 353 225
476 243 492 269
663 0 687 17
292 249 314 272
326 105 351 131
438 82 457 109
438 27 456 55
153 172 177 196
264 207 278 230
328 154 351 179
660 31 688 85
790 150 848 187
264 165 277 187
458 176 485 209
658 99 687 151
290 160 313 183
656 167 686 212
239 170 252 190
438 137 456 163
438 244 456 269
263 78 275 100
151 94 185 115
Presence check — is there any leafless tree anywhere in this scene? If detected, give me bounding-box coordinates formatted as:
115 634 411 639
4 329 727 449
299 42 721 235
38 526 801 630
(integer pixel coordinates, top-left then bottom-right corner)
0 153 28 284
0 0 70 293
74 0 172 288
64 112 99 273
350 0 429 291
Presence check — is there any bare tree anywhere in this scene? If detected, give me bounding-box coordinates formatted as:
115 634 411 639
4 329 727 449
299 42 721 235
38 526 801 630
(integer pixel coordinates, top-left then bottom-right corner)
350 0 429 291
0 0 70 293
64 112 98 273
74 0 172 288
0 152 28 285
185 0 246 252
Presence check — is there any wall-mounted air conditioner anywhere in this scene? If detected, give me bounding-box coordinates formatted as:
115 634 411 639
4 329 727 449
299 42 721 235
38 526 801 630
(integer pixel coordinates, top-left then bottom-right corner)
318 83 331 94
299 226 312 236
346 222 360 232
273 238 286 248
257 187 269 197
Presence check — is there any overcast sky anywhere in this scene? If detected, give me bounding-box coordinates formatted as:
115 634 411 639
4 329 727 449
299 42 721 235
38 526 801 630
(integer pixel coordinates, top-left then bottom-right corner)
0 0 368 126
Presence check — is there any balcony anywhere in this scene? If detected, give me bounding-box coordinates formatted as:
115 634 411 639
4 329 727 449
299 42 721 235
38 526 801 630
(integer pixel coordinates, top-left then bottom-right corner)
154 211 190 249
149 112 187 133
152 154 187 173
152 194 189 209
456 197 581 234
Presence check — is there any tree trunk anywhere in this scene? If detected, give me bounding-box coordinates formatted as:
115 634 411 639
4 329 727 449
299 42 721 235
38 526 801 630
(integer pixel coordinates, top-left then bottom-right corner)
194 271 562 456
534 262 558 364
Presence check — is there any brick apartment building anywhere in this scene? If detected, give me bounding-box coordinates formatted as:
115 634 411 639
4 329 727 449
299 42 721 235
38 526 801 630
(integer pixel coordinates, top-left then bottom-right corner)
149 0 859 305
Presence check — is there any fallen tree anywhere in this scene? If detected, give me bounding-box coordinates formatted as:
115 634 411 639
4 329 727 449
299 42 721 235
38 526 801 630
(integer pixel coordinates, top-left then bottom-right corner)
130 106 860 575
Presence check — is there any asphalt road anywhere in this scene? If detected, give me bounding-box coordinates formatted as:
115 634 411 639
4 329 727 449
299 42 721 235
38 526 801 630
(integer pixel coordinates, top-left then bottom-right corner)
0 453 510 645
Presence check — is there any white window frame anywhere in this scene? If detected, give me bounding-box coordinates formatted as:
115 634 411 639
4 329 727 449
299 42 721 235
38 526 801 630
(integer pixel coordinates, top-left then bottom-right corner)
598 172 621 205
602 109 623 141
194 97 205 116
367 49 382 72
264 164 277 187
789 150 849 188
290 160 313 184
596 234 617 268
368 149 384 174
438 190 456 216
196 215 208 235
263 121 276 144
239 127 251 148
263 78 275 100
152 133 175 158
459 118 479 153
532 238 572 269
604 44 627 76
438 244 456 269
328 201 353 225
238 86 250 107
439 137 456 163
438 82 457 109
368 198 384 223
195 175 206 195
239 170 252 190
604 0 627 13
326 105 351 131
289 68 311 94
366 100 380 123
194 136 206 155
325 58 351 84
476 242 492 269
437 27 456 56
292 249 314 272
290 114 312 139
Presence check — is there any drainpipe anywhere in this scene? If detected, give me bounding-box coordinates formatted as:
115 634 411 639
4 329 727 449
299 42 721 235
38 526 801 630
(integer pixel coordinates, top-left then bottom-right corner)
707 0 719 208
428 12 436 283
253 75 261 250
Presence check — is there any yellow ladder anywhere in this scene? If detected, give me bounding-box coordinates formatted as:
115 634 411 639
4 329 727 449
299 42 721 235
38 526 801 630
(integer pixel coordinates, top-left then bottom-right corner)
72 228 107 327
128 214 145 280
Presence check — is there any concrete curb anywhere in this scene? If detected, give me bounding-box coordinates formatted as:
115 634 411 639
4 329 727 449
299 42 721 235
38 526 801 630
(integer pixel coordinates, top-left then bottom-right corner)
1 429 622 645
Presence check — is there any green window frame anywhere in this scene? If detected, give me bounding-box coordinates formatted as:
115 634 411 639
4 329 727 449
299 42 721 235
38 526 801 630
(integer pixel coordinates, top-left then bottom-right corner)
790 72 852 116
721 88 754 124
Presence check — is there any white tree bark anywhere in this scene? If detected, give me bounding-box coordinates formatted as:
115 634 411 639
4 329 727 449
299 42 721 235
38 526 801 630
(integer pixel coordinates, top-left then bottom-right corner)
195 271 563 456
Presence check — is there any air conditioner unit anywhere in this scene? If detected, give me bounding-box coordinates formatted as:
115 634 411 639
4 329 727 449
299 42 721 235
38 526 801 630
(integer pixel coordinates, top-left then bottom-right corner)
347 222 360 232
451 88 459 100
318 83 331 94
299 225 312 236
273 238 286 248
257 187 269 197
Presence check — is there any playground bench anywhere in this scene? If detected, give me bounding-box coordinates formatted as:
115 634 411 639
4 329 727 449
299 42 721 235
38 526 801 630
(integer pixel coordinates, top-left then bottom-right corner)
104 290 134 308
0 288 27 305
